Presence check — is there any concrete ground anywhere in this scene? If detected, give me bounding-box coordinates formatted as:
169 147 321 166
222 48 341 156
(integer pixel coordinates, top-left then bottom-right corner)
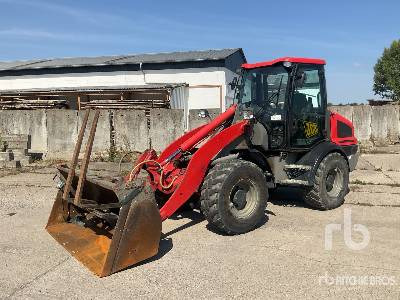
0 155 399 299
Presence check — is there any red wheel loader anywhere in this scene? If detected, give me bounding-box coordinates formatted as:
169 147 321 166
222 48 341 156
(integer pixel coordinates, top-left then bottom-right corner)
46 57 359 277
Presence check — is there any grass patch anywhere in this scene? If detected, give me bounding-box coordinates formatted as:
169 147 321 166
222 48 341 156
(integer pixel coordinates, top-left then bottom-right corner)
91 148 141 165
0 136 4 152
350 180 400 187
351 179 371 185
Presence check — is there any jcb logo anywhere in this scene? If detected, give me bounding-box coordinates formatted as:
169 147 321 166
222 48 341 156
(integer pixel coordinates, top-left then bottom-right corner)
304 121 319 138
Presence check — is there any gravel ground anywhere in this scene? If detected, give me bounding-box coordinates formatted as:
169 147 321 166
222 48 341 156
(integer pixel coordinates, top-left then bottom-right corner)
0 154 399 299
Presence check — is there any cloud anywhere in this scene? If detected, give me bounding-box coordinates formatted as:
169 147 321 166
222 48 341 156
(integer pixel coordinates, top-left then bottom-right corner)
0 27 185 54
0 0 127 25
0 28 63 39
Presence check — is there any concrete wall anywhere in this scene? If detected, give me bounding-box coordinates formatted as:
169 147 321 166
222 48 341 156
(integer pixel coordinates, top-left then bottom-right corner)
150 109 185 151
0 110 47 153
188 109 222 130
0 108 186 159
113 110 149 152
330 105 400 146
0 105 399 159
46 110 78 157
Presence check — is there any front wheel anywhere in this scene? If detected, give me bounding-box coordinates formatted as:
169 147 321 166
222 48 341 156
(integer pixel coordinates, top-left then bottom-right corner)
200 160 268 235
303 152 349 210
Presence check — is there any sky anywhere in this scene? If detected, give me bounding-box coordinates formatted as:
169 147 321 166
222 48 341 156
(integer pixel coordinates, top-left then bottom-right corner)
0 0 399 104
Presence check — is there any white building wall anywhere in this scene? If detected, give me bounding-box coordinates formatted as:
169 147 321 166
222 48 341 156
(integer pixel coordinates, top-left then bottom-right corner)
144 68 226 110
0 66 236 111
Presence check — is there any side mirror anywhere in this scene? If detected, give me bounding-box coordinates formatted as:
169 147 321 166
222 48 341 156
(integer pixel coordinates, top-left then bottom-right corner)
295 72 307 88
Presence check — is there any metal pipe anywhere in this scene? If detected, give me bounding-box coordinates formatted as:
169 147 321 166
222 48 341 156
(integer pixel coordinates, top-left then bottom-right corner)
62 109 90 201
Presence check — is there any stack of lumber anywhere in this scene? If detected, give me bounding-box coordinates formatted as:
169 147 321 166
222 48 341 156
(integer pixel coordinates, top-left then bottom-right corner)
0 99 67 109
80 99 170 110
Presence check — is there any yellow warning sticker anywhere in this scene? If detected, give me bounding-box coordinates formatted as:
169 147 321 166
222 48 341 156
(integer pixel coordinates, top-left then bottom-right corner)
304 121 319 138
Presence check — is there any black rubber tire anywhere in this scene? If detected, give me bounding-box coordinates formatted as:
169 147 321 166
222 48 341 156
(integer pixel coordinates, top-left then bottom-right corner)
304 152 349 210
200 159 268 235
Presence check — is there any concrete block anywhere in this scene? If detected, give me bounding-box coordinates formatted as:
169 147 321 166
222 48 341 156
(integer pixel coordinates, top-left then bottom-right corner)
150 109 185 152
46 110 111 160
78 110 110 158
330 105 353 122
12 151 31 161
189 109 222 130
386 105 400 144
113 110 149 152
5 140 28 150
1 134 29 142
0 151 12 161
19 156 33 166
0 110 47 153
371 106 388 145
0 160 21 169
46 110 79 159
352 105 372 142
10 149 28 156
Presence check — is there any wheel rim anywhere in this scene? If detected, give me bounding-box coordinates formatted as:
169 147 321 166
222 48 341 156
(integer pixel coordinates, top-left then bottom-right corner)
325 166 343 197
229 179 259 219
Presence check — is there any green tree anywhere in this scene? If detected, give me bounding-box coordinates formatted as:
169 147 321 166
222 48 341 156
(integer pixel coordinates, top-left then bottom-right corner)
373 40 400 101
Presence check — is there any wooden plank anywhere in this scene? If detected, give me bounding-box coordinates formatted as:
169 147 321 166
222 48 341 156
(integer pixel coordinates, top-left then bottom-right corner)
74 110 100 206
62 109 90 202
77 95 81 111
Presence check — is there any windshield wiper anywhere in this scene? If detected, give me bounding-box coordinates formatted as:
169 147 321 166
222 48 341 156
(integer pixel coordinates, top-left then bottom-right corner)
267 75 284 103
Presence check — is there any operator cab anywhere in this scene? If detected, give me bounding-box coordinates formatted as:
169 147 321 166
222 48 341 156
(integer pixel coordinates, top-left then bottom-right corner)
234 57 328 150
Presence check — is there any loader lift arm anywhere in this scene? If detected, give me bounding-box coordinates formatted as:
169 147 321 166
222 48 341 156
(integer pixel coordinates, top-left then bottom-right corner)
158 120 248 220
127 104 249 220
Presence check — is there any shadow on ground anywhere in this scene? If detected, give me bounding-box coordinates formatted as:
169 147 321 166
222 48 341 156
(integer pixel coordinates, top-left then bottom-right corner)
205 213 270 236
124 187 309 271
122 237 174 272
268 187 309 208
165 210 205 238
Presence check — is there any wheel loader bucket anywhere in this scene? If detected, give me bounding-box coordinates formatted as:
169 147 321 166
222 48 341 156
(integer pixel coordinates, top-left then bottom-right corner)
46 167 161 277
45 109 161 277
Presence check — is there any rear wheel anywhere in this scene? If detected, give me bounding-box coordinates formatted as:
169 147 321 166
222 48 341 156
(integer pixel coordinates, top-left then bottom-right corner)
304 152 349 210
200 160 268 235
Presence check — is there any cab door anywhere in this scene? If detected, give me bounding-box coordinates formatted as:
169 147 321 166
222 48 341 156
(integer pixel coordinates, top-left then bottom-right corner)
289 64 327 148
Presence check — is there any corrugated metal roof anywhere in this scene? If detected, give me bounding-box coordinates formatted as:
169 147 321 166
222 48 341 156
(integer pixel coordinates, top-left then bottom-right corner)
0 48 243 71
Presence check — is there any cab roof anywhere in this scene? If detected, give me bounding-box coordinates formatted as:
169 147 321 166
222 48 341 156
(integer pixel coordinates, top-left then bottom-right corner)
242 57 326 69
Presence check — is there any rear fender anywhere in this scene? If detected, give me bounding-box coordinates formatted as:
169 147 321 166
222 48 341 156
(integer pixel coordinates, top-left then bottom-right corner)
159 120 249 220
296 141 350 184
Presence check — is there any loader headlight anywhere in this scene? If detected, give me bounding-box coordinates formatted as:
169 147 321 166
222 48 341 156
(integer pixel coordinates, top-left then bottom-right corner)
198 109 210 118
242 111 254 120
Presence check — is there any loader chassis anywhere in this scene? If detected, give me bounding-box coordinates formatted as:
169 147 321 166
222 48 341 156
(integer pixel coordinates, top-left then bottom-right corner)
47 57 358 277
